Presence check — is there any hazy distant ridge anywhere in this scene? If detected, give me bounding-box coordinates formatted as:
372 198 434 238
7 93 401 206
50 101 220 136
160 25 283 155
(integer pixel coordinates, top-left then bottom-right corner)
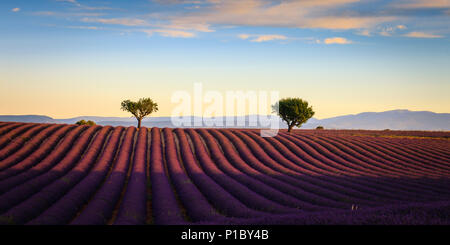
1 109 449 130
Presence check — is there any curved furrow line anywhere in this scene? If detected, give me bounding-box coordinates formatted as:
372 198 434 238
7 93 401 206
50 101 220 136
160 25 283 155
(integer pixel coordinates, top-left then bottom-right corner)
308 134 450 196
147 128 185 225
0 124 64 170
290 133 410 177
0 124 53 161
69 127 126 224
346 136 450 176
336 135 449 177
218 129 379 208
288 133 449 199
311 135 438 177
0 126 88 194
336 136 450 193
246 131 438 202
322 135 445 177
267 132 368 178
0 125 76 181
174 128 269 218
411 140 450 155
241 131 433 203
0 125 100 216
385 137 450 154
388 137 450 161
0 123 41 150
27 127 124 225
323 135 450 187
264 133 359 177
191 128 322 212
113 128 149 225
161 128 225 222
289 132 448 190
0 126 112 225
350 136 450 173
0 123 23 137
368 137 450 169
185 128 301 214
242 130 417 203
369 136 450 166
248 131 442 204
316 135 450 195
70 127 136 225
208 129 358 209
198 129 339 211
279 133 377 177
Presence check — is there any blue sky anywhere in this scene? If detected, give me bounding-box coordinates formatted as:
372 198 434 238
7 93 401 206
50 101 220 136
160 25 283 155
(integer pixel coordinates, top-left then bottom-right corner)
0 0 449 118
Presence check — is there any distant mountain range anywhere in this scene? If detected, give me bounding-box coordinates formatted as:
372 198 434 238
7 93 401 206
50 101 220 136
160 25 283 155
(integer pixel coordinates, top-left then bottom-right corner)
0 109 449 130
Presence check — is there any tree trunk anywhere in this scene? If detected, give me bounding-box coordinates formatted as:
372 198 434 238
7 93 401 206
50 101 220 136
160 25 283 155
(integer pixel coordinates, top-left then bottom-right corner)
287 124 294 133
137 118 142 129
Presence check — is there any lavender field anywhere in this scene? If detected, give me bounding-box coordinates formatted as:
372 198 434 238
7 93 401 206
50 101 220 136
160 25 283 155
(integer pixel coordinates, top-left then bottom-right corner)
0 122 449 225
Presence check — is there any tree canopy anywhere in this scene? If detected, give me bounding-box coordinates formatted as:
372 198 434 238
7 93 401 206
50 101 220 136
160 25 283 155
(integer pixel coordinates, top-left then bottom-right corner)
121 98 158 128
75 120 96 126
272 97 315 132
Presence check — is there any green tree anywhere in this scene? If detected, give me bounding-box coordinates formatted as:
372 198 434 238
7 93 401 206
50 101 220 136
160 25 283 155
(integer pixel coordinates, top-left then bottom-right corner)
121 98 159 128
76 120 96 126
272 97 315 133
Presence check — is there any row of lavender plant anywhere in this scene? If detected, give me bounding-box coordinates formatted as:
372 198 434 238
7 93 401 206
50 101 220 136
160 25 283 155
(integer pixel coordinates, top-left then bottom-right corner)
236 130 416 204
355 135 450 170
332 135 450 192
0 124 63 170
313 134 450 194
241 130 406 204
0 123 40 150
162 128 224 222
0 125 75 181
114 127 148 225
332 134 450 180
215 129 366 208
0 123 23 137
0 125 99 218
70 127 136 225
0 126 110 225
280 133 444 201
173 128 267 218
28 127 124 225
149 127 186 225
207 128 355 209
0 126 86 194
196 128 329 211
186 128 300 214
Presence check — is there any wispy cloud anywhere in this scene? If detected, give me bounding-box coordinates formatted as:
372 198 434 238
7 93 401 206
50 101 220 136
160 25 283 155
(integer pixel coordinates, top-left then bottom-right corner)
34 11 104 17
238 34 288 42
403 31 443 38
320 37 353 44
56 0 112 11
33 0 448 39
82 17 214 33
12 8 20 12
67 26 101 30
158 0 395 31
142 29 196 38
379 25 408 36
392 0 450 9
82 18 147 26
238 34 251 40
356 29 371 36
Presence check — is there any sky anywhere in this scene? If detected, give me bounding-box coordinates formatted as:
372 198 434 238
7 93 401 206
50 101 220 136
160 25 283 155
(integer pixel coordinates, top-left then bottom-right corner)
0 0 449 119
